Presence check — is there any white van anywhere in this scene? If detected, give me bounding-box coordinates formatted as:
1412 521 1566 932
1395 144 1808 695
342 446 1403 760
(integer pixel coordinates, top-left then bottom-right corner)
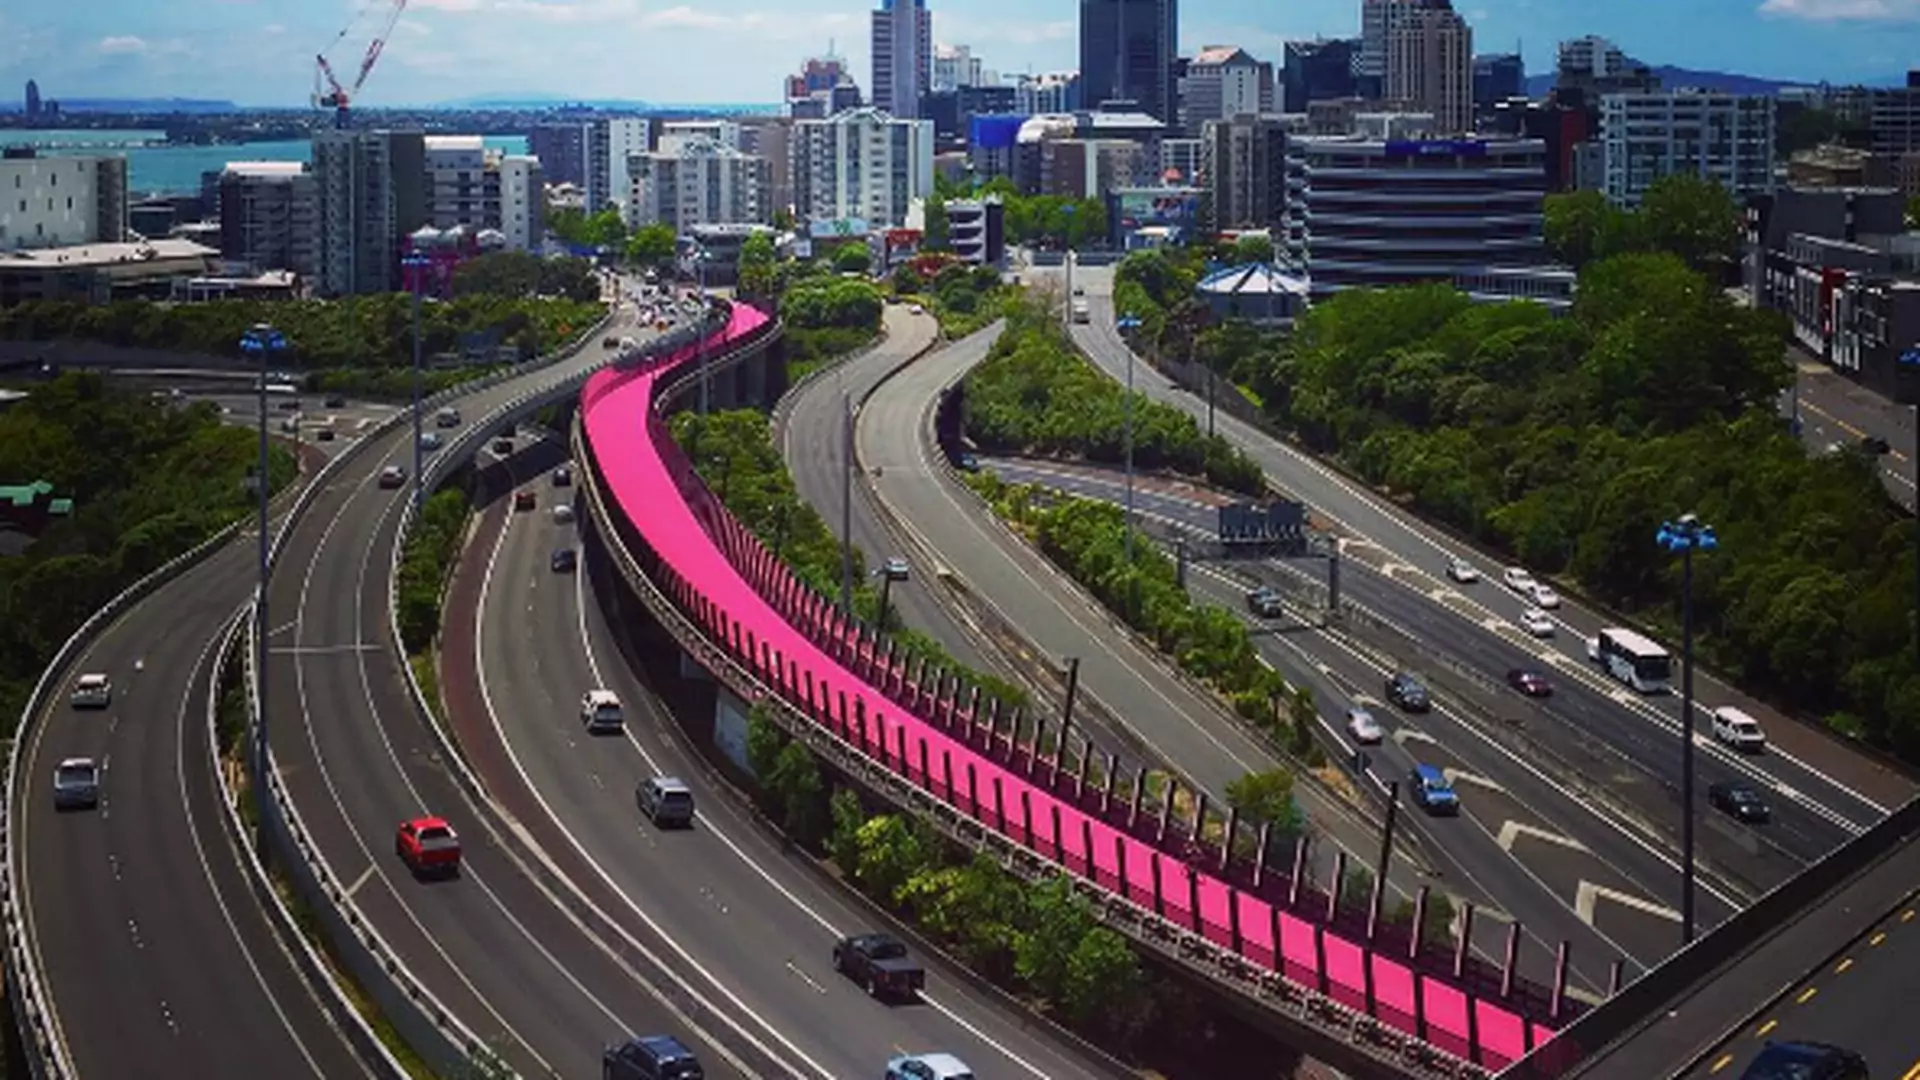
1711 706 1767 752
580 689 624 734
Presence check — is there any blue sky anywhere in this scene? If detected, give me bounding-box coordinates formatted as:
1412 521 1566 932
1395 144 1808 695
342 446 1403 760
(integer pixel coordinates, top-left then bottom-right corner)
2 0 1916 107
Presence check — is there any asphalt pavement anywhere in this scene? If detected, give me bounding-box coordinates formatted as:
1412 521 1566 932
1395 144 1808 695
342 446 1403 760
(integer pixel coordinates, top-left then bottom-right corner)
261 298 779 1078
16 459 373 1078
1789 354 1916 507
456 434 1121 1080
1055 267 1908 848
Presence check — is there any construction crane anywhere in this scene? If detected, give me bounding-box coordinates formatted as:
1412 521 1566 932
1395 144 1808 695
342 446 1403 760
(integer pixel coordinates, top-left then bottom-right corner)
313 0 410 129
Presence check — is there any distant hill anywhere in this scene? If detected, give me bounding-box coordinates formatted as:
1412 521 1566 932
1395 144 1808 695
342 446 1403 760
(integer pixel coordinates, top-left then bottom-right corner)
27 98 239 114
1523 66 1910 97
432 95 782 115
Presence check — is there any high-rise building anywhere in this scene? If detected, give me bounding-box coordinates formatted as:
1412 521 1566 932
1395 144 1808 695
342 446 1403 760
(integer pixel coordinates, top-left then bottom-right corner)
738 118 795 218
659 120 744 154
528 122 588 187
1012 72 1081 114
0 150 128 252
24 80 40 119
629 140 770 232
1359 0 1423 99
1473 53 1524 112
872 0 933 119
420 136 544 250
1867 71 1920 156
495 155 543 252
1281 39 1359 111
1555 36 1658 98
1385 0 1473 135
787 55 863 118
934 44 984 92
1201 115 1304 262
1181 46 1275 134
527 118 649 214
1600 91 1777 206
216 162 318 276
1079 0 1179 123
312 129 426 297
790 106 935 227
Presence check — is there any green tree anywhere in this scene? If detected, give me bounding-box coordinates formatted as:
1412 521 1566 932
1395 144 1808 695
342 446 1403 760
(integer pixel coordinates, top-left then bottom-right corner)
737 232 778 298
1636 174 1740 272
1287 684 1315 755
851 814 932 903
767 740 829 845
1225 768 1304 832
625 222 678 268
831 242 872 275
923 195 952 251
1543 190 1623 268
1060 926 1146 1031
1014 876 1096 999
1231 233 1275 265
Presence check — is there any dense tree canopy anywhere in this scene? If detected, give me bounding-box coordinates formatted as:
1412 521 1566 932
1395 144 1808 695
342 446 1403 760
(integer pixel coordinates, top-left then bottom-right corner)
932 175 1107 250
0 374 296 730
1543 175 1741 272
450 252 599 303
624 223 678 268
892 258 1008 337
547 206 627 249
736 232 778 298
777 275 886 371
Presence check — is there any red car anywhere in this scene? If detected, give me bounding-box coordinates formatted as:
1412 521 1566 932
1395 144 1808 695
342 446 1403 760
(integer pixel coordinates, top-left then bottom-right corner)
1507 669 1553 697
396 816 462 877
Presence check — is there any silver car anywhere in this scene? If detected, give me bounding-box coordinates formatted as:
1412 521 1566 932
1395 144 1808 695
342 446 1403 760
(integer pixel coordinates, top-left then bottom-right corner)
53 758 100 811
69 673 112 709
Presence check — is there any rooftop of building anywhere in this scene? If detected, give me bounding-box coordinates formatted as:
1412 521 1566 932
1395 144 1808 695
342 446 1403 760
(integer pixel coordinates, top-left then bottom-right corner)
1198 262 1311 297
1191 45 1252 67
424 134 486 151
0 238 217 271
223 161 307 179
1082 111 1165 132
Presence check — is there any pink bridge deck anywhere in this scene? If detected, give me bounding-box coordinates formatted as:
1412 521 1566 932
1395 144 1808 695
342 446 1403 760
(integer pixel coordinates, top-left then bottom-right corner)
579 305 1549 1071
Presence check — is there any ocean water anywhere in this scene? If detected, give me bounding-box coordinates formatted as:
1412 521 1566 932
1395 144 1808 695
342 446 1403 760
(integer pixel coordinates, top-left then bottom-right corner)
0 128 529 196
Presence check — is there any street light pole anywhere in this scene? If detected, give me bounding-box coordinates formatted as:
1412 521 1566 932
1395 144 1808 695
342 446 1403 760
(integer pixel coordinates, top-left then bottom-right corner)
240 322 287 823
1656 512 1718 947
1115 313 1143 570
696 248 711 418
840 391 855 613
402 251 432 512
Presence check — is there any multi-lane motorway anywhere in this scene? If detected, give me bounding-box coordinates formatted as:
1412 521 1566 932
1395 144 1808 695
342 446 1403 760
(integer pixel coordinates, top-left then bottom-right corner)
15 436 371 1078
453 430 1118 1078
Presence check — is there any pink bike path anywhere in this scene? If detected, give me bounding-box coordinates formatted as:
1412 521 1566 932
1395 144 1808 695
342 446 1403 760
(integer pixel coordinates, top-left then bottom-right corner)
578 304 1555 1070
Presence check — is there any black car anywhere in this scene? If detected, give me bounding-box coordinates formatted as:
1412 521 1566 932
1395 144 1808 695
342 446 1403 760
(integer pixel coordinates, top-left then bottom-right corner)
324 395 347 408
1246 587 1283 618
551 548 577 573
1385 672 1430 712
1506 668 1553 697
1710 780 1771 824
552 465 573 487
1738 1040 1867 1080
1860 435 1891 456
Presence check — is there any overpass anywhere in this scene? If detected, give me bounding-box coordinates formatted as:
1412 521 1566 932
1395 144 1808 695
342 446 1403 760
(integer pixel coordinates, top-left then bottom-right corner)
571 302 1563 1079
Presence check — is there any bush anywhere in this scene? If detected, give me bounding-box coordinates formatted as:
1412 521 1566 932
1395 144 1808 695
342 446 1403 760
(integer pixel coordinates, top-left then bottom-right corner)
780 277 885 372
963 299 1265 495
395 488 471 654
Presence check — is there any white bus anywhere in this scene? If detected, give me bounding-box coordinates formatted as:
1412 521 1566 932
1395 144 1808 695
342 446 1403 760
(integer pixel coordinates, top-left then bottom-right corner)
1587 627 1672 693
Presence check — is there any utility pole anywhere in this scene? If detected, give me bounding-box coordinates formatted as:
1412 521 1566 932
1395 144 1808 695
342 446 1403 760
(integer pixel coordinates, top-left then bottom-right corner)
840 392 855 613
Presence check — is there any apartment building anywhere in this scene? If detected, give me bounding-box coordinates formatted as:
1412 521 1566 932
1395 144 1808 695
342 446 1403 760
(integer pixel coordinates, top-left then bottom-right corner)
871 0 933 119
312 128 426 297
1385 0 1474 135
1201 115 1305 263
1600 91 1777 206
421 136 544 251
216 162 317 276
529 117 649 215
1079 0 1179 123
659 120 743 154
628 140 771 231
1181 46 1275 135
1868 72 1920 156
791 107 934 227
0 149 128 252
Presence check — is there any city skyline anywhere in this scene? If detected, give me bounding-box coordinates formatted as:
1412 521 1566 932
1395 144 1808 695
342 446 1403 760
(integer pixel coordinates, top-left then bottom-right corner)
1 0 1916 108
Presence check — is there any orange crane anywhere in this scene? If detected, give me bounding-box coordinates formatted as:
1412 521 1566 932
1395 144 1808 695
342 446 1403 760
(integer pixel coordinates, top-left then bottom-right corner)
313 0 410 129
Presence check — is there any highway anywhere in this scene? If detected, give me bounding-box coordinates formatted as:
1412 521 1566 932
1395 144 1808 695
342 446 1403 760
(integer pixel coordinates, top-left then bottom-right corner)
1059 267 1909 849
262 301 777 1077
1790 352 1916 507
453 433 1120 1079
14 437 372 1077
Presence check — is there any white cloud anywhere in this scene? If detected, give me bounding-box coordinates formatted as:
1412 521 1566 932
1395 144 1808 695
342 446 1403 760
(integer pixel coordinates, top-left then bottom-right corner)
411 0 486 10
638 6 856 35
97 35 150 54
261 23 287 35
1758 0 1920 20
933 16 1075 47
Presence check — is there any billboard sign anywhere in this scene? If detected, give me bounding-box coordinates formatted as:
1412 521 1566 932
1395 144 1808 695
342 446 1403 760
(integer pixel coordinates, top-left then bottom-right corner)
1111 187 1201 231
1384 139 1488 158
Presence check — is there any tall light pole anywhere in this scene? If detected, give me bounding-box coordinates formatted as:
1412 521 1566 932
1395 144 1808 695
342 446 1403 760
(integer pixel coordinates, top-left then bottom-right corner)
402 250 433 511
1060 204 1078 330
1116 312 1143 569
1656 512 1717 946
694 245 712 418
240 322 287 820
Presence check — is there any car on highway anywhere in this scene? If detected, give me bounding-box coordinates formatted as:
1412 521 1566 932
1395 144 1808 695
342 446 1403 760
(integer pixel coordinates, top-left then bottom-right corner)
69 673 112 709
1712 706 1768 752
378 464 407 489
1709 780 1771 824
956 453 980 472
1520 607 1556 637
581 689 625 734
907 303 926 316
1737 1040 1866 1080
1859 435 1891 456
1246 586 1284 618
886 1052 976 1080
1527 582 1562 609
1385 672 1430 712
551 548 577 573
604 1033 705 1080
637 775 695 828
436 407 461 428
1345 707 1385 745
1502 566 1537 593
552 465 573 487
395 816 462 877
492 436 514 455
52 757 101 811
325 395 347 408
553 503 575 524
883 556 911 581
316 426 336 442
514 489 537 511
1506 668 1553 697
833 932 926 1001
1446 557 1479 584
419 431 443 453
1408 764 1460 815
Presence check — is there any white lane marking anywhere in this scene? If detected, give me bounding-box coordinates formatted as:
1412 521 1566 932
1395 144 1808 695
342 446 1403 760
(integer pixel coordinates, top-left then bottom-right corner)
1391 729 1439 747
175 620 342 1079
345 864 377 900
1496 822 1588 854
1574 883 1680 926
569 527 1060 1080
1441 769 1506 794
472 475 836 1080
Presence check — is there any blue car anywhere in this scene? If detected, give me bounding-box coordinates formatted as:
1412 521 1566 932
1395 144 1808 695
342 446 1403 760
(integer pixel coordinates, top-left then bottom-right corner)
1409 764 1460 815
604 1034 703 1080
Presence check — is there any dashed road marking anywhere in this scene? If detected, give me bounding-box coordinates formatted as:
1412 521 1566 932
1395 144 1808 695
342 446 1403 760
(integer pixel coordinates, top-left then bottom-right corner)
1795 986 1818 1005
1610 689 1635 705
1756 1019 1778 1037
1835 958 1853 974
1574 882 1680 926
1497 821 1588 854
1711 1053 1734 1073
1392 729 1440 747
1480 616 1505 632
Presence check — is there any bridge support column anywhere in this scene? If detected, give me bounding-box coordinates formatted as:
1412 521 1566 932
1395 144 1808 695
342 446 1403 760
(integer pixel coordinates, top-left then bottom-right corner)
1455 903 1475 980
1289 834 1309 909
1326 850 1347 924
1150 853 1165 918
1020 790 1034 846
1219 808 1236 872
1156 779 1176 844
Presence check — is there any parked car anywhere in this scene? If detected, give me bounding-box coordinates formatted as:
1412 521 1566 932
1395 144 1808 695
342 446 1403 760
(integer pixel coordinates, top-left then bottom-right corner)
886 1053 976 1080
52 757 101 811
69 673 112 709
1345 707 1385 745
378 464 407 489
1507 668 1553 697
395 816 462 877
1860 435 1892 456
1712 706 1768 752
1710 780 1771 824
604 1034 705 1080
637 775 695 828
1528 582 1562 609
1246 586 1284 618
1409 763 1460 815
1446 558 1479 584
316 426 336 442
832 932 925 1001
1385 672 1430 712
1502 567 1537 593
1737 1041 1867 1080
551 548 578 573
1520 607 1556 637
